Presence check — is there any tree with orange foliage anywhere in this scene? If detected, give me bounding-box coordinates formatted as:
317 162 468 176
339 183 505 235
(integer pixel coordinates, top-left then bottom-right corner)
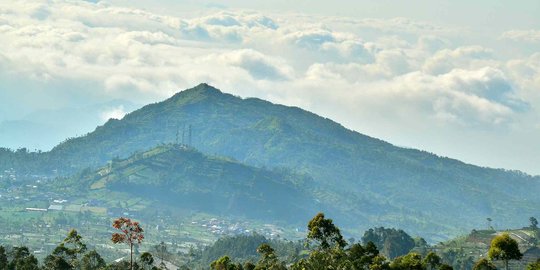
111 217 144 270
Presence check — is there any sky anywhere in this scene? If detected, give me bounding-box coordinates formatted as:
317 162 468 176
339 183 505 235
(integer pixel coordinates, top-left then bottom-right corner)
0 0 539 175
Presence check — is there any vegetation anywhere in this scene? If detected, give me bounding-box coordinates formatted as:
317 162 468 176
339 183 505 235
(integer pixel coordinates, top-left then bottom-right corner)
488 233 523 270
0 213 540 269
362 227 416 259
473 258 497 270
111 218 145 270
306 212 346 250
67 144 316 225
1 83 539 240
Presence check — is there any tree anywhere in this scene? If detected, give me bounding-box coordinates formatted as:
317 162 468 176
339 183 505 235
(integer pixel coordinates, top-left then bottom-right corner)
530 217 538 229
389 252 424 270
472 258 497 270
363 227 415 259
488 233 522 270
244 262 256 270
44 229 88 270
81 250 106 270
111 217 145 270
307 212 346 250
210 256 242 270
423 252 442 270
63 229 88 266
8 247 39 270
139 252 155 270
370 255 390 270
347 242 383 269
255 243 286 270
43 255 72 270
0 246 7 270
291 247 348 270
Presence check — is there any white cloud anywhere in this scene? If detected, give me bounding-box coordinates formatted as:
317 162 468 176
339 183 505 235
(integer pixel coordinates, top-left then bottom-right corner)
500 30 540 43
423 46 497 75
0 0 539 174
100 105 127 121
218 49 294 80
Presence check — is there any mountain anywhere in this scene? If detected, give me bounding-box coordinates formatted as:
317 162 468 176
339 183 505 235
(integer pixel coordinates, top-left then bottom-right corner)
66 144 318 224
1 83 539 240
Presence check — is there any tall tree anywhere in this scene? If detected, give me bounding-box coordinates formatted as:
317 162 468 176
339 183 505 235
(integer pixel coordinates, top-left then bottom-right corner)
111 217 144 270
44 229 87 270
488 233 522 270
307 212 346 250
255 243 286 270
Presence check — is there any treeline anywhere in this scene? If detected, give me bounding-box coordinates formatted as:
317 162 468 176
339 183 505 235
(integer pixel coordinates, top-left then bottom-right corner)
2 213 540 270
0 232 158 270
201 213 538 270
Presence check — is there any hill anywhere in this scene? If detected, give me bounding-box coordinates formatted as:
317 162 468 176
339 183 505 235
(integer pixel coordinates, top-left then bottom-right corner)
1 83 539 240
66 144 318 224
432 227 540 269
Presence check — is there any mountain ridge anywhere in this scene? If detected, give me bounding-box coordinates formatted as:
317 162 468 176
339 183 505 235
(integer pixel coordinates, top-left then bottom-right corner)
1 83 539 240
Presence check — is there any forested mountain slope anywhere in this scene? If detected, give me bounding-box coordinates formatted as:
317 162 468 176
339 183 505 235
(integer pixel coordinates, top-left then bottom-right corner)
1 83 538 239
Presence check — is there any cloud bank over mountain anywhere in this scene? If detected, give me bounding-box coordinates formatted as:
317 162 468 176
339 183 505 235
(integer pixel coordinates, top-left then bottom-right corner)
0 0 539 174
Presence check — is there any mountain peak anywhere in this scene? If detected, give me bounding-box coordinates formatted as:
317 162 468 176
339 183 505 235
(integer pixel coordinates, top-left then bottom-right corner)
167 83 227 105
162 83 228 107
185 83 222 95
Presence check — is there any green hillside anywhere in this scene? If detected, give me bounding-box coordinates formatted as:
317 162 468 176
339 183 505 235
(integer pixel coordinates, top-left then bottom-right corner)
1 83 539 240
67 144 318 224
